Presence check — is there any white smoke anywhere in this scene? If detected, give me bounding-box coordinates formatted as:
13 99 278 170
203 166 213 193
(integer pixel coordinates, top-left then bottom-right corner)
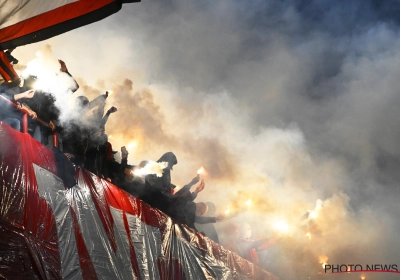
11 1 400 279
21 45 81 124
133 161 168 177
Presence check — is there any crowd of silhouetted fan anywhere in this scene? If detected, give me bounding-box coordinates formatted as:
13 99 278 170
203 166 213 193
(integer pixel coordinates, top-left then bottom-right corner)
0 49 225 234
0 49 277 265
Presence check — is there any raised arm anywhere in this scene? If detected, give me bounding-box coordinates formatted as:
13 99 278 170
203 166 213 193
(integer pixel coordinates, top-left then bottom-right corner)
59 59 79 92
100 106 117 127
14 89 35 101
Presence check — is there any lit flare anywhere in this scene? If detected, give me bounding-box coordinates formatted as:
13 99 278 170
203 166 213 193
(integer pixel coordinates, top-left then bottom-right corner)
128 142 137 149
273 220 289 233
197 167 205 175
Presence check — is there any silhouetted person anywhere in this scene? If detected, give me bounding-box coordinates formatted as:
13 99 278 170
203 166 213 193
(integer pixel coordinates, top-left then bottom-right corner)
0 84 37 131
141 152 177 213
195 202 220 243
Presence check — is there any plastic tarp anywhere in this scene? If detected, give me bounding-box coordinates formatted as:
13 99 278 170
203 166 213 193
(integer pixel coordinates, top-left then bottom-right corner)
0 122 278 280
0 0 140 50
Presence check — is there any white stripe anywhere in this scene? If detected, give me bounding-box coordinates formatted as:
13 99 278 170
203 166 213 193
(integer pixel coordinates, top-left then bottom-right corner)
127 215 163 280
69 184 136 280
34 164 83 280
0 0 79 29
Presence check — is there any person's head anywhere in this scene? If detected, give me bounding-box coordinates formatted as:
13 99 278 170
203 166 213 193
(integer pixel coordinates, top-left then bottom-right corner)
23 75 37 89
76 96 89 108
195 202 209 216
157 152 177 170
224 223 240 239
240 223 252 239
205 202 216 215
105 142 117 161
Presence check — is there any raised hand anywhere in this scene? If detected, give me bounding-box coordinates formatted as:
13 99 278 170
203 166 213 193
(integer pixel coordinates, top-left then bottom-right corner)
216 213 226 221
108 106 117 114
58 59 68 72
121 146 129 159
195 179 205 193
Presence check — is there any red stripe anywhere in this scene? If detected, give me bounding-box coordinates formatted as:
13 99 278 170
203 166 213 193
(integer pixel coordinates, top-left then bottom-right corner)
0 0 116 44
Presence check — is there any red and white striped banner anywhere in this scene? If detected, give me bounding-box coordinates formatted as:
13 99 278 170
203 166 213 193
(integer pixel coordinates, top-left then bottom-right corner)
0 122 277 280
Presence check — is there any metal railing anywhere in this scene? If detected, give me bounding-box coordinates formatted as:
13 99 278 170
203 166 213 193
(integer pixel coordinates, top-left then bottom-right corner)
0 95 58 147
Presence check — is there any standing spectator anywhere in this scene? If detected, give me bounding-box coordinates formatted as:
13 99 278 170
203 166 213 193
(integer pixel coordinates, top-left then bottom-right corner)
141 152 178 213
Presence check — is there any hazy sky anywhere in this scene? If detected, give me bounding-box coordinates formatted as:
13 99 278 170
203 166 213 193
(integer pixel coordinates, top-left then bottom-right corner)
12 1 400 279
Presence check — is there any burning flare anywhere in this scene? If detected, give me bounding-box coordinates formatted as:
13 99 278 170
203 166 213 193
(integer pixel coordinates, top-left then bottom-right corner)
309 211 318 219
319 255 328 269
197 167 205 175
133 161 168 177
128 142 137 149
225 209 231 215
246 199 252 207
306 232 311 240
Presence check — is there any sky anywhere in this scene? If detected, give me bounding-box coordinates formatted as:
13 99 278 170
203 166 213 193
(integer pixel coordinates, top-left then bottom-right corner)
11 0 400 279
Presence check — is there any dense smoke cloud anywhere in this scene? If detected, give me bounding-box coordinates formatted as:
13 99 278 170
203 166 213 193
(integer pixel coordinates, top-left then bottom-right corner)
13 0 400 278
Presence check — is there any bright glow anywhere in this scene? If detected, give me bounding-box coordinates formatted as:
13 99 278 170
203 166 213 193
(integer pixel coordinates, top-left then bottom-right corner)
107 90 113 95
225 209 230 215
361 276 366 280
306 232 311 240
128 142 137 149
319 255 329 270
197 167 205 174
273 220 289 233
246 199 252 207
309 211 317 219
108 135 113 139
